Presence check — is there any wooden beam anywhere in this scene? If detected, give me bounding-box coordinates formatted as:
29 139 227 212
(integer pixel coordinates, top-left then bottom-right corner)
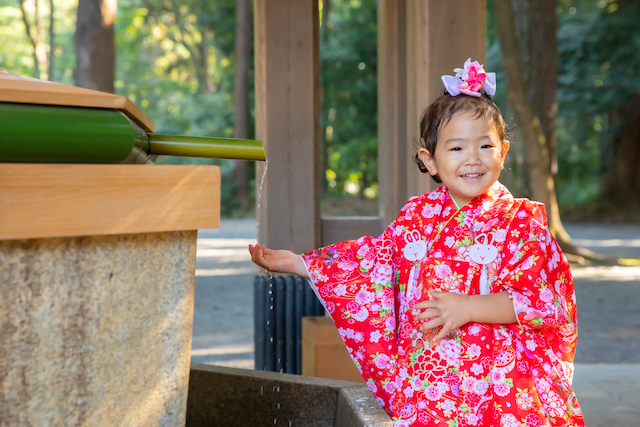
377 0 408 226
0 164 220 240
405 0 487 198
378 0 487 211
254 0 321 253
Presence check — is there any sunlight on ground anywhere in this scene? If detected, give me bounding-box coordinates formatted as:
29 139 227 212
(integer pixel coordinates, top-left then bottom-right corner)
571 266 640 281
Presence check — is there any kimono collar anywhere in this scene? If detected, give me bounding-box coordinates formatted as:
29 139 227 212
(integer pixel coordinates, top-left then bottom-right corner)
442 182 513 226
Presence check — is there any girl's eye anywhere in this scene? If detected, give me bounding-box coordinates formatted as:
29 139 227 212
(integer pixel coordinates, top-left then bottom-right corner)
450 147 462 151
481 144 494 149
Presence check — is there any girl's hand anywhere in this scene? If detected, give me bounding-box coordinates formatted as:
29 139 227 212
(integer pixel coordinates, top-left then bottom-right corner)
248 244 309 278
413 290 472 341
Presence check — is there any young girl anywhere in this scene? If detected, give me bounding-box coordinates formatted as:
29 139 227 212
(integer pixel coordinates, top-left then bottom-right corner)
249 59 584 427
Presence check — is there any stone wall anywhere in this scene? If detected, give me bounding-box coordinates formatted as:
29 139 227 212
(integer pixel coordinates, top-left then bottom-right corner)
0 231 197 426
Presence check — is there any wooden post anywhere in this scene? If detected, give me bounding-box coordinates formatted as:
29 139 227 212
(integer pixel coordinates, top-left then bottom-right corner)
378 0 487 209
377 0 408 226
254 0 321 253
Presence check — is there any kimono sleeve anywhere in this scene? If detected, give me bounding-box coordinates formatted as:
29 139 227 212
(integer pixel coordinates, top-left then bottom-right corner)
299 218 402 411
495 205 578 336
300 219 399 333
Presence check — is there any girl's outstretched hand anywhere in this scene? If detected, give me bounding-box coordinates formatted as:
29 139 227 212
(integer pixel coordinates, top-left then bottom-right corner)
414 290 472 341
248 244 309 278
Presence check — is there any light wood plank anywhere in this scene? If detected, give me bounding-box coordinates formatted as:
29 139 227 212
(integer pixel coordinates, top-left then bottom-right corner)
0 164 220 240
0 73 155 132
254 0 321 253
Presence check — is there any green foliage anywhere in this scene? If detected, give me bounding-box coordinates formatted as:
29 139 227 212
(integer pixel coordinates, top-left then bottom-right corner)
320 0 378 203
488 0 640 212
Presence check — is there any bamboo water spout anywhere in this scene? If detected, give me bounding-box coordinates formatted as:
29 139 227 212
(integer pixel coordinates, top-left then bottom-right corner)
0 103 265 164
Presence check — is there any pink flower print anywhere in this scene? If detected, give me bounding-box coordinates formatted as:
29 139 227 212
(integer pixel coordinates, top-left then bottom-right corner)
346 301 361 315
309 270 326 282
443 371 458 386
334 284 347 296
516 390 534 410
494 381 510 397
500 413 519 427
461 376 476 393
465 414 480 426
524 413 543 427
375 353 391 369
325 301 335 314
338 254 358 271
383 380 396 394
471 363 483 375
353 331 365 342
468 324 482 336
490 369 505 383
421 204 441 218
423 223 434 235
370 330 382 343
403 386 415 399
494 229 507 242
539 287 555 303
385 315 396 331
376 396 386 407
382 289 395 310
463 392 481 408
467 343 481 359
354 307 369 322
425 385 443 401
436 380 450 393
355 289 375 305
472 379 489 395
319 286 333 298
371 264 393 285
437 338 462 366
521 256 535 270
441 275 459 291
444 235 456 248
435 264 453 279
542 389 567 417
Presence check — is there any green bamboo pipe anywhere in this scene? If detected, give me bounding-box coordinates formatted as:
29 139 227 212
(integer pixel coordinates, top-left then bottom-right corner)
149 134 266 161
0 103 265 163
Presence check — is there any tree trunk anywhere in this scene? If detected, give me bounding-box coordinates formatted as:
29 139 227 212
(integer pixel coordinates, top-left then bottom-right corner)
18 0 39 77
603 94 640 209
75 0 117 92
232 0 252 213
494 0 609 264
48 0 55 80
512 0 558 178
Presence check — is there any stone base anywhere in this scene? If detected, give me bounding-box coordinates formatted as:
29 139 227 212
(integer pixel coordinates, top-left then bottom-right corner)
0 231 197 426
186 364 391 427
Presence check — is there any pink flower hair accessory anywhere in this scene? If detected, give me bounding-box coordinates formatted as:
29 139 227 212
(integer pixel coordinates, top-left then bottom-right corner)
441 58 496 97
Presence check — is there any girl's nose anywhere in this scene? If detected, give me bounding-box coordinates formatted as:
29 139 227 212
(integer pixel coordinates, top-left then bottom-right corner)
464 149 482 165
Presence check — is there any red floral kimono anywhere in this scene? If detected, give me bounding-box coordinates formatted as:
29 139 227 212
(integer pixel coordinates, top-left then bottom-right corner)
302 183 584 427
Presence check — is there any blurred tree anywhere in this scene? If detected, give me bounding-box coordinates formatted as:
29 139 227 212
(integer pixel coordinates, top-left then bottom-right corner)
17 0 55 79
75 0 117 92
494 0 607 263
558 0 640 212
319 0 377 208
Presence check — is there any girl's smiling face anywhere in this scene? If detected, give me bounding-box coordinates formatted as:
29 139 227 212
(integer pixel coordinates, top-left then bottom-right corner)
418 111 509 208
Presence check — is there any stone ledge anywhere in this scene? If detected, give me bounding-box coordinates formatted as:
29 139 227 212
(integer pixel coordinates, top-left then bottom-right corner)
186 363 391 427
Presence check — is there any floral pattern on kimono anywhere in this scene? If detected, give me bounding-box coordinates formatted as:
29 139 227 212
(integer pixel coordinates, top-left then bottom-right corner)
302 182 584 427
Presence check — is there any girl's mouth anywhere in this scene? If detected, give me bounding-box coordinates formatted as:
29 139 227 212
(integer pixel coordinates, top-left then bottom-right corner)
460 173 484 178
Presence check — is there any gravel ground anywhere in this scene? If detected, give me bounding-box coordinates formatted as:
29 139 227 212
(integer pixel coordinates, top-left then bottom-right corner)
191 220 640 366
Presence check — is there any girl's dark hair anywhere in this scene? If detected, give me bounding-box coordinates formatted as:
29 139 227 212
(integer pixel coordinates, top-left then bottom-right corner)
414 91 509 183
